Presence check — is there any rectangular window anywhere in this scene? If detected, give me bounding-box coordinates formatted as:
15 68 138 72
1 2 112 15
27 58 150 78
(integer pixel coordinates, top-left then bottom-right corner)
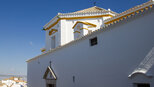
134 83 150 87
51 36 56 49
90 37 97 46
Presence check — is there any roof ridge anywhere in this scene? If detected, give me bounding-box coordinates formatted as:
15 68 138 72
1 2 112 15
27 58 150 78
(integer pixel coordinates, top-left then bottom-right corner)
60 6 117 14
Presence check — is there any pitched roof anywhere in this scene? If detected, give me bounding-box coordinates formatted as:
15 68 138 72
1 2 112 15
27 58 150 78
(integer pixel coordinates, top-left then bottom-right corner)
128 47 154 78
44 6 117 30
66 6 117 14
104 0 154 24
73 6 107 13
43 66 57 80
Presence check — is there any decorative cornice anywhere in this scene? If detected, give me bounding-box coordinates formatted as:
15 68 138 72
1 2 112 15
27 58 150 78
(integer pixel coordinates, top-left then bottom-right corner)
59 11 117 17
49 29 58 36
44 14 113 31
44 16 59 29
72 21 97 29
104 0 153 25
74 31 80 33
80 28 89 30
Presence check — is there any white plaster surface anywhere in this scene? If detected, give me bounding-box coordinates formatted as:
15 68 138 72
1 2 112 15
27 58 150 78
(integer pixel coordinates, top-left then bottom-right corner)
28 8 154 87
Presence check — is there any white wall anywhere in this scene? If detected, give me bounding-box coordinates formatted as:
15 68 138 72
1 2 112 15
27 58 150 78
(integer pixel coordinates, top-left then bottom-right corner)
45 22 61 51
60 18 105 45
28 9 154 87
45 17 108 51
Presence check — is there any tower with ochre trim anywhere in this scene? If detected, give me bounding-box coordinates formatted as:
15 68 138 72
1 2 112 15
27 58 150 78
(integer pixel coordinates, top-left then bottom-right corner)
42 6 117 52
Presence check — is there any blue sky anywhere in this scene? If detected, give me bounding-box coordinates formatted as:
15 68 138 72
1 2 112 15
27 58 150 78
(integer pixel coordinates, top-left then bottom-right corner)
0 0 149 75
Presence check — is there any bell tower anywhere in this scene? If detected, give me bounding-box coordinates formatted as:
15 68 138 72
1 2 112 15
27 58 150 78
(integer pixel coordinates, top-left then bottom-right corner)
42 6 117 52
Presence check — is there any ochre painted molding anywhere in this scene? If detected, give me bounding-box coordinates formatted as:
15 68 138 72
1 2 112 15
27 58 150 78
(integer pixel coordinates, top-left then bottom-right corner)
44 15 113 30
72 21 97 29
74 31 80 33
49 29 58 36
41 48 46 52
45 19 61 31
105 12 135 24
79 28 89 30
105 5 153 25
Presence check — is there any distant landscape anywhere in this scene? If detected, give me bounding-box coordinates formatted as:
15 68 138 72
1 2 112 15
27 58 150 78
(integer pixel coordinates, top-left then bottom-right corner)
0 74 27 81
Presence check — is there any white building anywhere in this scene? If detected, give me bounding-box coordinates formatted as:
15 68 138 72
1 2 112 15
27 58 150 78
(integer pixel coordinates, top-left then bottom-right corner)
1 77 27 87
27 0 154 87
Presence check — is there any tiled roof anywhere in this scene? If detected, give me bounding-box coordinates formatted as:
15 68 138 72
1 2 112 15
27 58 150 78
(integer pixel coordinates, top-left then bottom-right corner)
2 77 21 81
44 6 117 30
65 6 117 14
14 80 26 83
104 0 154 24
73 6 107 13
129 47 154 78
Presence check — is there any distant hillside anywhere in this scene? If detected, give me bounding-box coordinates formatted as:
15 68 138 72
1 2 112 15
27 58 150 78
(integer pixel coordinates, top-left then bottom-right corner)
0 74 27 81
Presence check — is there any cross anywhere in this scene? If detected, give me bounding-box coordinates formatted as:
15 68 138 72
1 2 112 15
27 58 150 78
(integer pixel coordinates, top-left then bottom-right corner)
93 1 96 6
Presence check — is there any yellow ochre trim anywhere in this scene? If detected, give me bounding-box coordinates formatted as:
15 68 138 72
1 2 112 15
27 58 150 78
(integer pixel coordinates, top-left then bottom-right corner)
72 21 97 29
44 15 113 30
46 19 61 30
105 12 135 24
88 26 95 28
74 31 80 33
79 28 89 30
105 5 153 25
41 48 46 52
64 15 113 20
49 29 58 36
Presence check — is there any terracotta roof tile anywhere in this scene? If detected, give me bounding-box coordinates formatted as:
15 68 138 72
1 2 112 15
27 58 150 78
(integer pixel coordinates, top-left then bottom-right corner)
67 6 117 14
73 6 106 13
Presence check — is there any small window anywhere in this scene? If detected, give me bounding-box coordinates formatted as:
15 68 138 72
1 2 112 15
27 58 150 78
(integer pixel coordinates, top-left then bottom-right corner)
90 37 97 46
134 83 150 87
47 84 55 87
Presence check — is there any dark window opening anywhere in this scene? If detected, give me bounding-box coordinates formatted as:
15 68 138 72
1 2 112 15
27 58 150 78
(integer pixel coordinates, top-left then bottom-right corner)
90 37 97 46
48 84 55 87
134 83 150 87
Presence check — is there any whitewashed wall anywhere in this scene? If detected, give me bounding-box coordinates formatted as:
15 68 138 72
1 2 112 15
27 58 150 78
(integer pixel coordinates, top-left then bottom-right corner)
28 9 154 87
45 22 61 51
74 23 83 39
